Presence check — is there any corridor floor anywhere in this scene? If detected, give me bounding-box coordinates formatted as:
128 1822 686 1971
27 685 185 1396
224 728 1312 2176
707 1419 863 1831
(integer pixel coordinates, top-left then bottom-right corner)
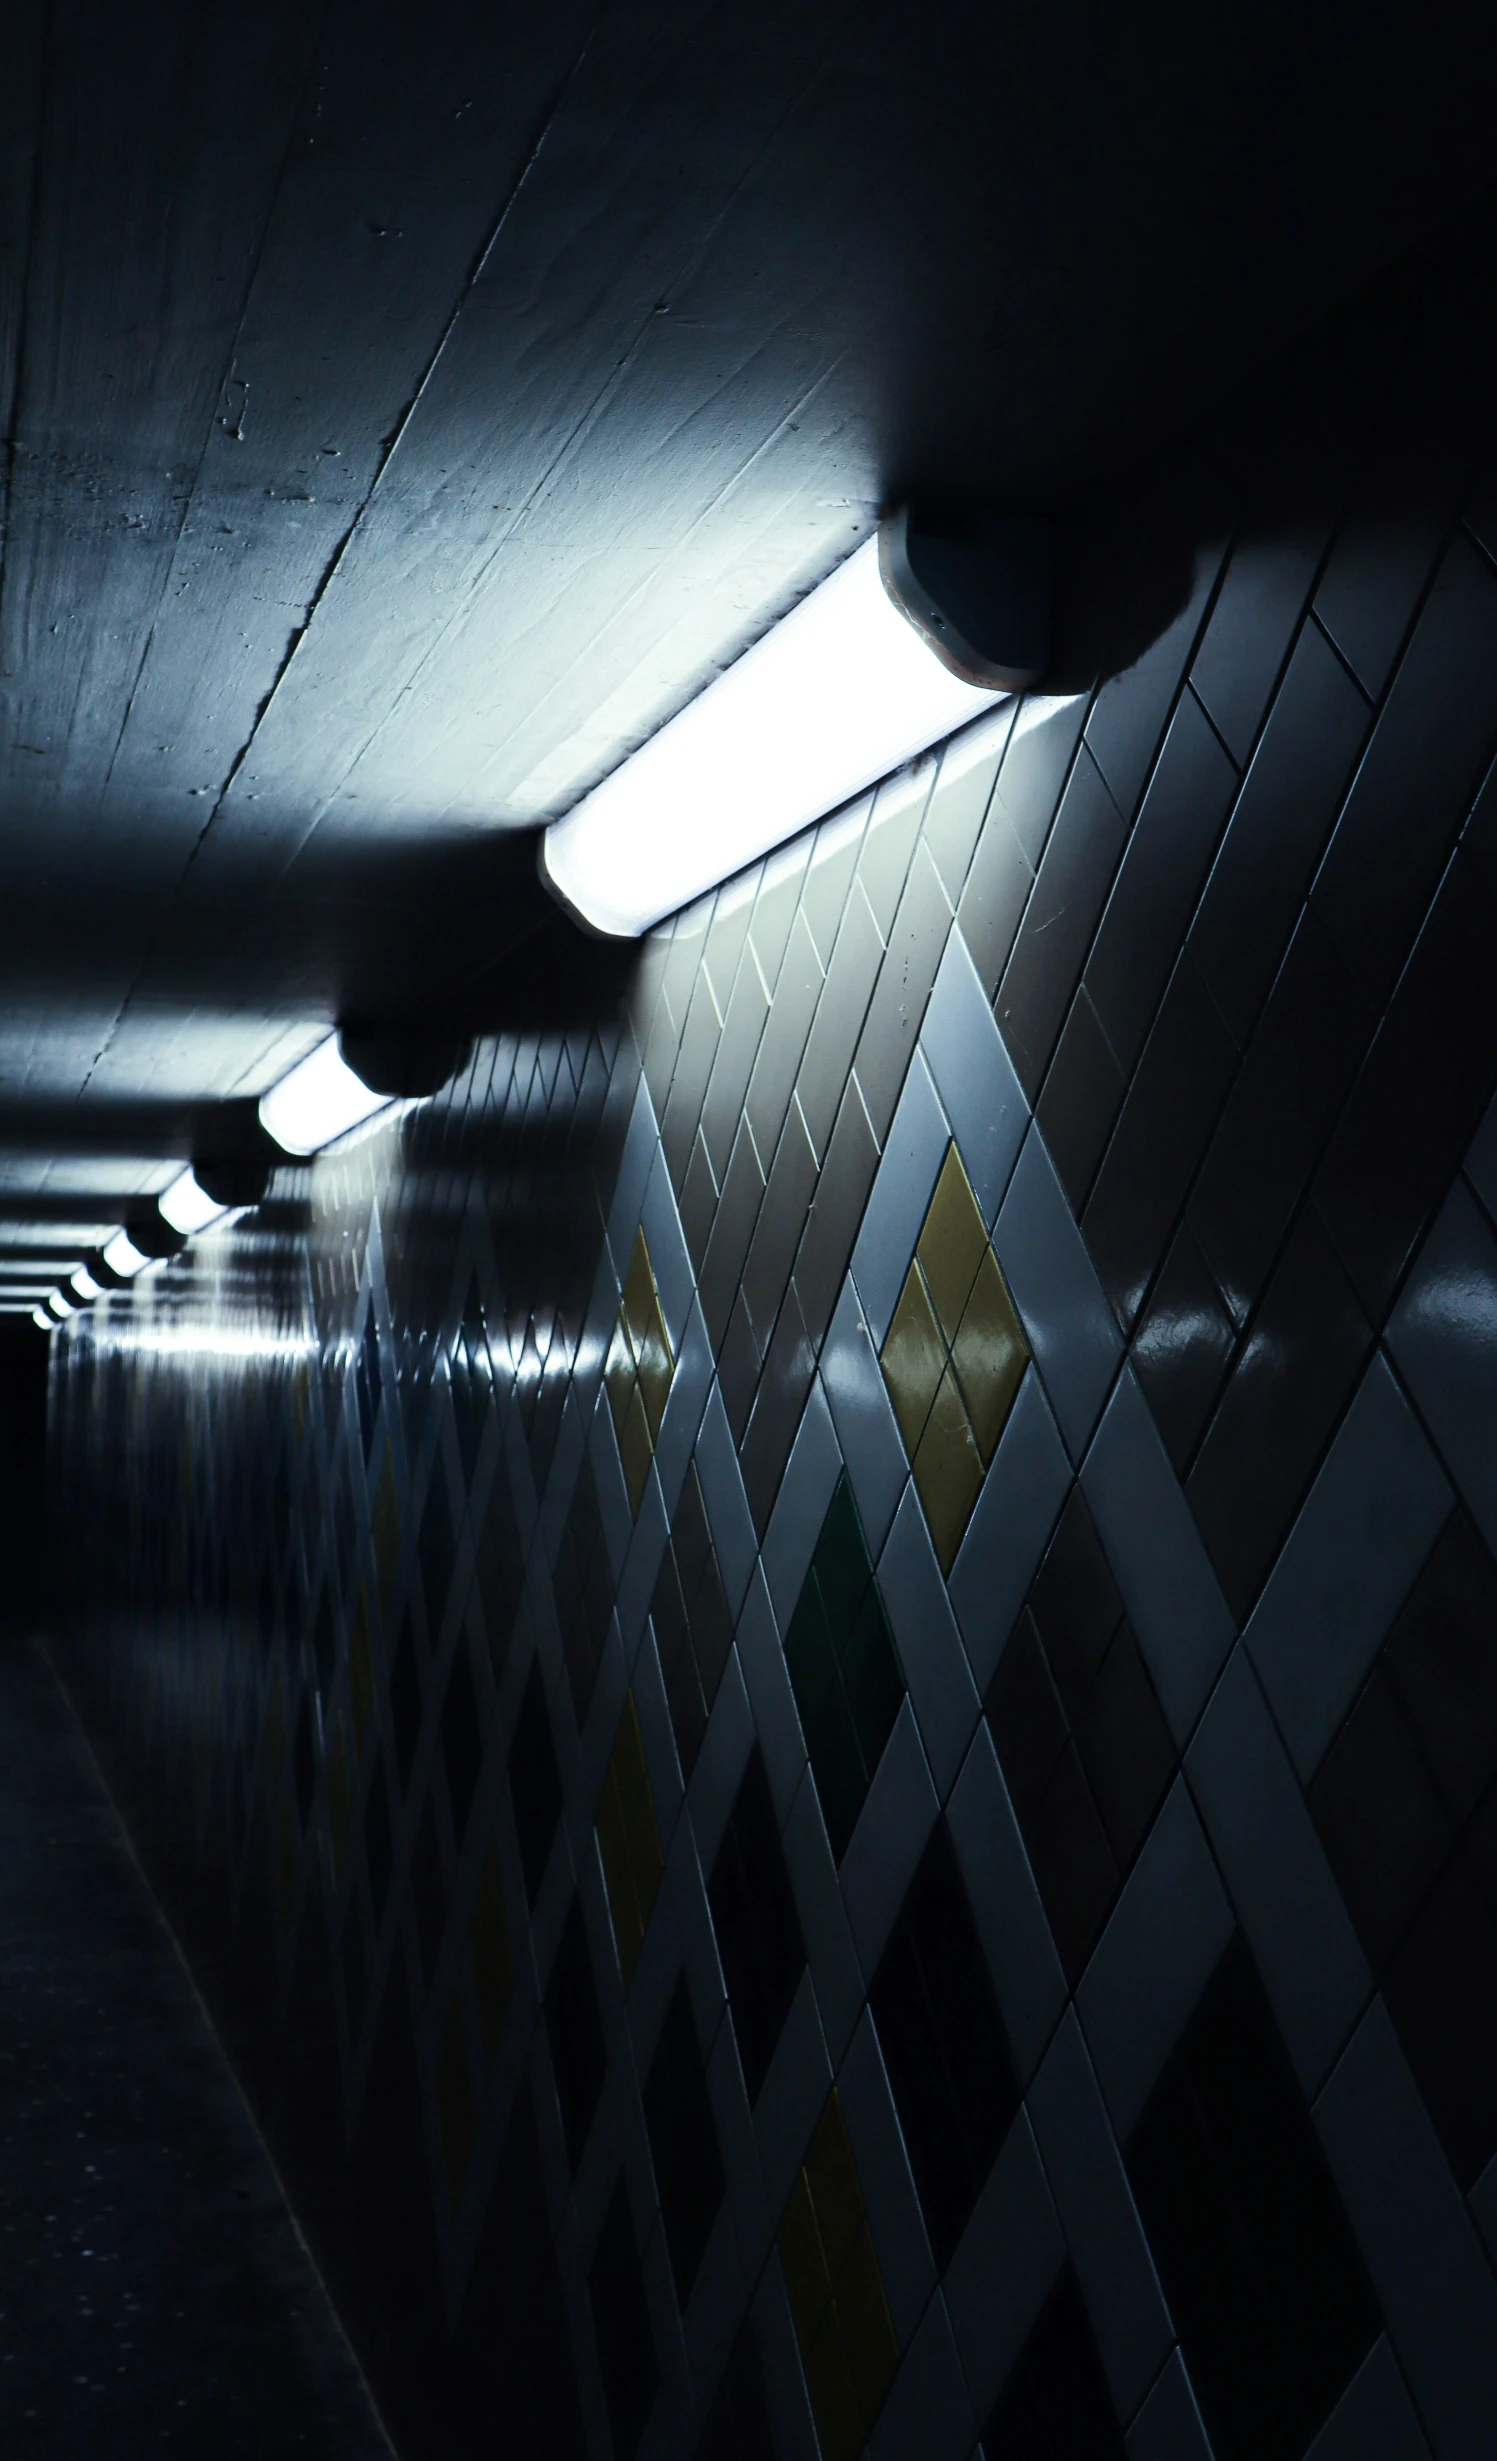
0 1636 390 2457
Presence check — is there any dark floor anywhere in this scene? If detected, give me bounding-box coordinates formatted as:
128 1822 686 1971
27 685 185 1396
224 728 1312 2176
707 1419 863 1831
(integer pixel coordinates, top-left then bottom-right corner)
0 1636 390 2458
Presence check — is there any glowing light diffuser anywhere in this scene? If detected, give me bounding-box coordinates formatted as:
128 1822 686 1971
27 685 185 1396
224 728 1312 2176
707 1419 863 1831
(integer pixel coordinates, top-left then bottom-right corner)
102 1228 156 1278
70 1267 104 1303
158 1167 228 1237
539 534 1002 939
31 1309 52 1331
47 1292 75 1321
259 1035 393 1157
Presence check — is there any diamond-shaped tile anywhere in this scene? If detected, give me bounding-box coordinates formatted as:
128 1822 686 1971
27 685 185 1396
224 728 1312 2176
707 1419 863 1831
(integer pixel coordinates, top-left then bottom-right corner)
707 1744 805 2102
621 1228 658 1358
643 1977 725 2305
881 1266 946 1460
917 1145 989 1342
778 2092 899 2461
1128 1936 1378 2459
605 1228 677 1517
952 1248 1028 1461
597 1692 664 1987
784 1478 905 1861
880 1141 1031 1573
604 1315 636 1443
870 1819 1019 2269
982 2263 1123 2457
636 1292 675 1441
986 1491 1175 1983
650 1464 736 1779
912 1367 986 1571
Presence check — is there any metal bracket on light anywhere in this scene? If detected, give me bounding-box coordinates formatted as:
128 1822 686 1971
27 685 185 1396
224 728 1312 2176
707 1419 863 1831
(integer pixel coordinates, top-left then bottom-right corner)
877 503 1051 689
537 501 1052 940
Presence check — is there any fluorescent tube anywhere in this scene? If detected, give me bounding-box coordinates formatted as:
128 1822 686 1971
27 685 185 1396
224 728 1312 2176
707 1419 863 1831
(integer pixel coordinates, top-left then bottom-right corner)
31 1309 52 1331
259 1035 393 1157
47 1292 76 1321
158 1167 228 1237
70 1267 104 1303
539 534 1001 939
102 1227 156 1278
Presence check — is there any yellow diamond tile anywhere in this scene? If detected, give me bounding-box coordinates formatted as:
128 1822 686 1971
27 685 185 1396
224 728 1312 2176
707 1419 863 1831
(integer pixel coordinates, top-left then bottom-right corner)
778 2167 833 2344
880 1263 946 1460
470 1842 512 2062
436 2001 476 2211
619 1381 654 1518
635 1291 675 1444
620 1227 658 1363
603 1315 637 1443
912 1363 986 1574
916 1143 988 1344
951 1245 1030 1464
804 2092 866 2285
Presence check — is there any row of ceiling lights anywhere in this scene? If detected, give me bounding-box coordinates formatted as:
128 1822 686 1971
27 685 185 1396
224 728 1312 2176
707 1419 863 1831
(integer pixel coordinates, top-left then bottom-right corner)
27 500 1054 1331
31 1031 458 1335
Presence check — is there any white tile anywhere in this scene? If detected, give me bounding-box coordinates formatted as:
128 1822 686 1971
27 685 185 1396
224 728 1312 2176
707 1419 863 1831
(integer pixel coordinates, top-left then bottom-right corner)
920 924 1030 1227
949 1366 1071 1695
994 1125 1122 1464
879 1485 982 1799
850 1050 950 1350
1081 1367 1235 1746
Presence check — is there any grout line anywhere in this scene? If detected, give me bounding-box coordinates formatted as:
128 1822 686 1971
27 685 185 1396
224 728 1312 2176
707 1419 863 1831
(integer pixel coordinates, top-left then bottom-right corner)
38 1635 403 2461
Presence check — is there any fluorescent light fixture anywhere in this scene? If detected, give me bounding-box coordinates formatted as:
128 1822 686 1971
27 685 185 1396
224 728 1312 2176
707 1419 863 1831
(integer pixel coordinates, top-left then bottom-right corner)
259 1034 393 1157
102 1227 156 1278
31 1308 52 1331
46 1292 75 1321
70 1267 104 1303
538 509 1051 940
158 1167 228 1237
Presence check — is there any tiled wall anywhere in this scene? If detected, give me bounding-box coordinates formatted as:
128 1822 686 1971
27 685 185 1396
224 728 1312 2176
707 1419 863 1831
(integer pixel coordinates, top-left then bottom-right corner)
49 228 1497 2461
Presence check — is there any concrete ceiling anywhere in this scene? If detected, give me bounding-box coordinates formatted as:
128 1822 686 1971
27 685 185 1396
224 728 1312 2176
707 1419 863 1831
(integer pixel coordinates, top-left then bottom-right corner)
0 0 1493 1271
